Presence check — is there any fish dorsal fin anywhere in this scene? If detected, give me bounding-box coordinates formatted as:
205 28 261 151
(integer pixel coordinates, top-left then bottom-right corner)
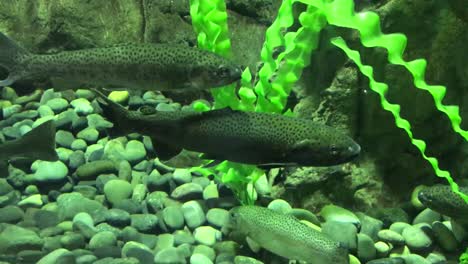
203 107 236 115
100 43 140 49
0 32 29 70
110 42 135 47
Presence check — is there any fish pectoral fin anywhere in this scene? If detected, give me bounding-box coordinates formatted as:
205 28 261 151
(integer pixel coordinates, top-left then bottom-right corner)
199 153 220 160
245 236 262 252
202 159 224 168
60 89 76 101
198 153 226 168
151 137 182 161
279 139 314 160
162 150 206 168
291 139 313 150
50 77 80 91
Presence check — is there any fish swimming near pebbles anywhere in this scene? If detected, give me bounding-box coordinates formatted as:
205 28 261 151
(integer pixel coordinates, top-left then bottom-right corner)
0 32 242 91
224 205 350 263
418 185 468 223
0 120 58 176
94 89 361 168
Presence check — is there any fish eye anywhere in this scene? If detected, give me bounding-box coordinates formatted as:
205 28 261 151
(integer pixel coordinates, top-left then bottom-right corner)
229 211 239 219
330 145 339 155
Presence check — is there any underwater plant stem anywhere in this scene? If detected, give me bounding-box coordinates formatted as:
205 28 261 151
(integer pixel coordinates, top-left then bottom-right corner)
331 36 468 203
190 0 468 203
308 0 468 202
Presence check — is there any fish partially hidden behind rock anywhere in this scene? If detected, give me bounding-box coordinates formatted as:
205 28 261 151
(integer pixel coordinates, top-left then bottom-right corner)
224 205 350 263
418 185 468 224
0 32 242 91
0 120 58 176
94 89 360 168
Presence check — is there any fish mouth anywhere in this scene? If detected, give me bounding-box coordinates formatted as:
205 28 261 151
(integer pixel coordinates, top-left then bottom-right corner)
347 142 361 159
330 142 360 165
417 191 432 204
210 66 243 87
231 66 243 81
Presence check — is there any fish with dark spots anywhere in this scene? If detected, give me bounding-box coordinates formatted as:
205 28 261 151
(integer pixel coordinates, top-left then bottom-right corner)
0 32 242 91
418 185 468 223
224 205 349 263
0 120 58 176
94 90 361 167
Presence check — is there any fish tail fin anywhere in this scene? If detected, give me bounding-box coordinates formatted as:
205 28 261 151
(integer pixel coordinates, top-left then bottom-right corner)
20 120 58 161
0 32 30 87
93 88 132 136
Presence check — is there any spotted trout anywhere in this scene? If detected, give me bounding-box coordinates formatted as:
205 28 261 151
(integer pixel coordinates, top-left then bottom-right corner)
0 32 242 91
95 90 360 167
418 185 468 223
225 205 349 263
0 120 58 176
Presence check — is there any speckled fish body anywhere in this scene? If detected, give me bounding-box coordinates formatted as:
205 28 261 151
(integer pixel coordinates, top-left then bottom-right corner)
95 91 361 167
0 32 242 91
226 205 349 263
418 185 468 223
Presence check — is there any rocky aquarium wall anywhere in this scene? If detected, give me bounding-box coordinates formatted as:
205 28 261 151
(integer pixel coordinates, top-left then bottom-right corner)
0 0 467 263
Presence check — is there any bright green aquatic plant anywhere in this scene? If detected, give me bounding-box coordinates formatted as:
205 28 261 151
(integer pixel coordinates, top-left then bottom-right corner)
189 0 256 204
460 249 468 264
190 0 325 113
314 0 468 202
331 38 468 202
189 0 325 204
189 0 468 203
189 0 237 110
